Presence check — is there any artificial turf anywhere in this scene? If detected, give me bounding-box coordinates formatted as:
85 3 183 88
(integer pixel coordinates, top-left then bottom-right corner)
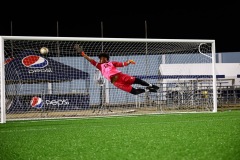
0 110 239 160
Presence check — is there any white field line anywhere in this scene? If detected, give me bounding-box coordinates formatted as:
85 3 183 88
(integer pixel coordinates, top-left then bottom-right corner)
1 116 239 133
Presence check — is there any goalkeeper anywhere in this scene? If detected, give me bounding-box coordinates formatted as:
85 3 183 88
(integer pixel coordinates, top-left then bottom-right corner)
75 45 159 95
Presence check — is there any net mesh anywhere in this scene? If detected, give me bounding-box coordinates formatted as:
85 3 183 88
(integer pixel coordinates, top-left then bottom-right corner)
1 38 215 120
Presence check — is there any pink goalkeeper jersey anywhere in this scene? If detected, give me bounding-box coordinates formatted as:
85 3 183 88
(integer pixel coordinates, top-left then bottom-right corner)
90 60 126 81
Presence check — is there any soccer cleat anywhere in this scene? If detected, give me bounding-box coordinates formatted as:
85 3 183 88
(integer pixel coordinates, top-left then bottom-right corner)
147 84 159 90
146 88 157 92
152 84 159 90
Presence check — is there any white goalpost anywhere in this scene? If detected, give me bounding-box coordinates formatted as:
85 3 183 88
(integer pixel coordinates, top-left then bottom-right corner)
0 36 217 123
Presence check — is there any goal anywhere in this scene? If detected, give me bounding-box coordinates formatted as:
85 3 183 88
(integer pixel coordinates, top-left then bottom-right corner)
0 36 217 123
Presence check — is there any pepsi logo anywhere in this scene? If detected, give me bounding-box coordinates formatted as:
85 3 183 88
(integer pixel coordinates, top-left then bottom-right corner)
22 55 48 68
30 96 44 108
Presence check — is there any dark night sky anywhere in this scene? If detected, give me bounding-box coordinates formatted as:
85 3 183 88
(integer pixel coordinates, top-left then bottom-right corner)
0 2 239 53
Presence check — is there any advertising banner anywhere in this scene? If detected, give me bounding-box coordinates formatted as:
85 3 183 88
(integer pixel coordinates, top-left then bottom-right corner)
7 93 90 113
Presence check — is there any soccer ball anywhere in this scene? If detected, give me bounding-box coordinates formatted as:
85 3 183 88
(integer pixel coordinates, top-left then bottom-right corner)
40 47 49 54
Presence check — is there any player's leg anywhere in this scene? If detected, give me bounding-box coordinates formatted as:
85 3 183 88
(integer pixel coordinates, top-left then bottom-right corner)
117 73 159 92
134 78 159 90
130 88 145 95
112 73 158 94
113 79 157 95
130 87 157 95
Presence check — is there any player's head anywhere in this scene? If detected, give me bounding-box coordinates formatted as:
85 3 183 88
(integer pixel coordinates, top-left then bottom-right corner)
98 52 109 63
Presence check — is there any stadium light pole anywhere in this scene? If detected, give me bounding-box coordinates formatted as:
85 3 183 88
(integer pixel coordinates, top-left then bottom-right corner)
101 21 110 105
145 20 149 76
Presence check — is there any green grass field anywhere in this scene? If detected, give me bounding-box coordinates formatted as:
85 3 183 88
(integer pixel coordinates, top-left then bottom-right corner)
1 110 240 160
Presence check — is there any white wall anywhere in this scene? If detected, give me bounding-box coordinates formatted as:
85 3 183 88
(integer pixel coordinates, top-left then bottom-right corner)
159 63 240 85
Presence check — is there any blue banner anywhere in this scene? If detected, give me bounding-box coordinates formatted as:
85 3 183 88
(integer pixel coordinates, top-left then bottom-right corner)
7 93 90 113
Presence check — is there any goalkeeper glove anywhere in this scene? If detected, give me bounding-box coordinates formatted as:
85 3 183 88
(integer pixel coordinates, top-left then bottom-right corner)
128 60 136 64
74 44 85 56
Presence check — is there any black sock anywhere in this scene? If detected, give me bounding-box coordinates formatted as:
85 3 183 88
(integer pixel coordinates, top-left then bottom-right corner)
134 78 150 86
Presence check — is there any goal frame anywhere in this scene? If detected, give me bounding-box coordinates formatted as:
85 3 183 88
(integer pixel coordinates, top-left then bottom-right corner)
0 36 217 123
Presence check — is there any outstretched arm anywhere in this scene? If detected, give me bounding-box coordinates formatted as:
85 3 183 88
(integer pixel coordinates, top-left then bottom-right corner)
81 51 93 62
113 60 136 67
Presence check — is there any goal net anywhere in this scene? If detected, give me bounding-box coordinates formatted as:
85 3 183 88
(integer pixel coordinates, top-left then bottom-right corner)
0 36 217 123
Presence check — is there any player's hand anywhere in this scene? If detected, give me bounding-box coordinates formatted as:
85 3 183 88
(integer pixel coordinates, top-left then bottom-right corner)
74 44 85 56
128 60 136 64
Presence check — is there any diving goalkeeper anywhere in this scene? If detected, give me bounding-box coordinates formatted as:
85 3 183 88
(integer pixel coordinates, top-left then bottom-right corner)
75 45 159 95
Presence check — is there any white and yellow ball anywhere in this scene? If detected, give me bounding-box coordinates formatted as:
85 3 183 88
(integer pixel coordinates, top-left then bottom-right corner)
40 47 49 54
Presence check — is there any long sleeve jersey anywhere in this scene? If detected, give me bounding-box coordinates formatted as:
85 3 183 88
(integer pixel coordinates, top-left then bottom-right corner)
90 59 127 81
